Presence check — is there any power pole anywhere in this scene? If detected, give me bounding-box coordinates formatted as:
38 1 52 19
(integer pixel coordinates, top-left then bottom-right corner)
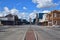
36 13 38 24
29 18 31 28
29 18 31 25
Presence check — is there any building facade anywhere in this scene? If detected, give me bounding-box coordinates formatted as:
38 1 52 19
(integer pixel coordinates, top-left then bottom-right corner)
47 10 60 26
38 13 48 26
0 14 21 25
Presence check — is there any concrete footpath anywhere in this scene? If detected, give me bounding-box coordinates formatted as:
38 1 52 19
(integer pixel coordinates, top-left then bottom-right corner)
25 29 36 40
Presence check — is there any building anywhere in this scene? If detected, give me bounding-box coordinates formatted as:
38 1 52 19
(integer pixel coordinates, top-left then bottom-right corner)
47 10 60 26
38 13 48 26
0 14 15 25
35 13 45 25
0 14 23 25
0 14 30 25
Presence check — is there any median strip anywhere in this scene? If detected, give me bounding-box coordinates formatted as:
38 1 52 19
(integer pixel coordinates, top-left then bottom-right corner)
24 29 36 40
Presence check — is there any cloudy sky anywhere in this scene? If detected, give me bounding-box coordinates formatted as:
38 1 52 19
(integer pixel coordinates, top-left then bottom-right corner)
0 0 60 20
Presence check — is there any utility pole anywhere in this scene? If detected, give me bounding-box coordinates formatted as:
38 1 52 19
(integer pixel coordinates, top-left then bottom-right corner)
13 15 15 25
36 13 38 25
29 17 31 28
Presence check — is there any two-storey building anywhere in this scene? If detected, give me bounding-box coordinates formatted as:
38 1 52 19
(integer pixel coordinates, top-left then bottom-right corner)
47 10 60 26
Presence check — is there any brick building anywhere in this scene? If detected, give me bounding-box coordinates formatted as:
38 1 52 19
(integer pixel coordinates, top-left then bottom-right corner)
47 10 60 26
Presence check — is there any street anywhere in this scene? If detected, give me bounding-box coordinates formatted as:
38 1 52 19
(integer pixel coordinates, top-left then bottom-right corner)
32 25 60 40
0 25 30 40
0 25 60 40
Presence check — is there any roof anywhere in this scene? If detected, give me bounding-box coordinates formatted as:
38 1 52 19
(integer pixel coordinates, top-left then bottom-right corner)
51 10 60 14
5 14 14 17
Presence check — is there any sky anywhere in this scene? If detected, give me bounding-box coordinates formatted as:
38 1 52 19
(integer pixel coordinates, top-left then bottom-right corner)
0 0 60 21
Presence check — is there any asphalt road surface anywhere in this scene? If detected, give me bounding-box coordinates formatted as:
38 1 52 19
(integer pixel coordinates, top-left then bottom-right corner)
31 25 60 40
0 25 30 40
0 25 60 40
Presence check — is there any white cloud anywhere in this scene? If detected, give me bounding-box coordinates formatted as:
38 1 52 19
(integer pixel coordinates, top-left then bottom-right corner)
0 12 3 17
42 10 50 13
0 11 8 17
29 10 37 19
10 9 28 19
4 7 10 12
29 13 36 19
10 8 19 14
0 7 20 18
32 0 58 8
21 12 26 19
17 13 21 18
29 10 45 19
23 7 27 10
3 7 28 19
18 12 28 19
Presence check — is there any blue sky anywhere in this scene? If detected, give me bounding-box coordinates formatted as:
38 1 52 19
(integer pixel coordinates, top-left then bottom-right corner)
0 0 37 12
0 0 60 12
0 0 60 20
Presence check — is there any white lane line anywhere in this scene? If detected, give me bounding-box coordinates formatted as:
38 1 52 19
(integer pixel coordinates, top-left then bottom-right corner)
23 28 29 40
34 30 38 40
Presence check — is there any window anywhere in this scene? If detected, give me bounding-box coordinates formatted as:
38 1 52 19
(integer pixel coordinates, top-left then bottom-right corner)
54 13 56 17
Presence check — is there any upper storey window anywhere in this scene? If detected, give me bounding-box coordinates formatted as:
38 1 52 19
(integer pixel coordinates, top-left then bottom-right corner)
54 13 56 17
